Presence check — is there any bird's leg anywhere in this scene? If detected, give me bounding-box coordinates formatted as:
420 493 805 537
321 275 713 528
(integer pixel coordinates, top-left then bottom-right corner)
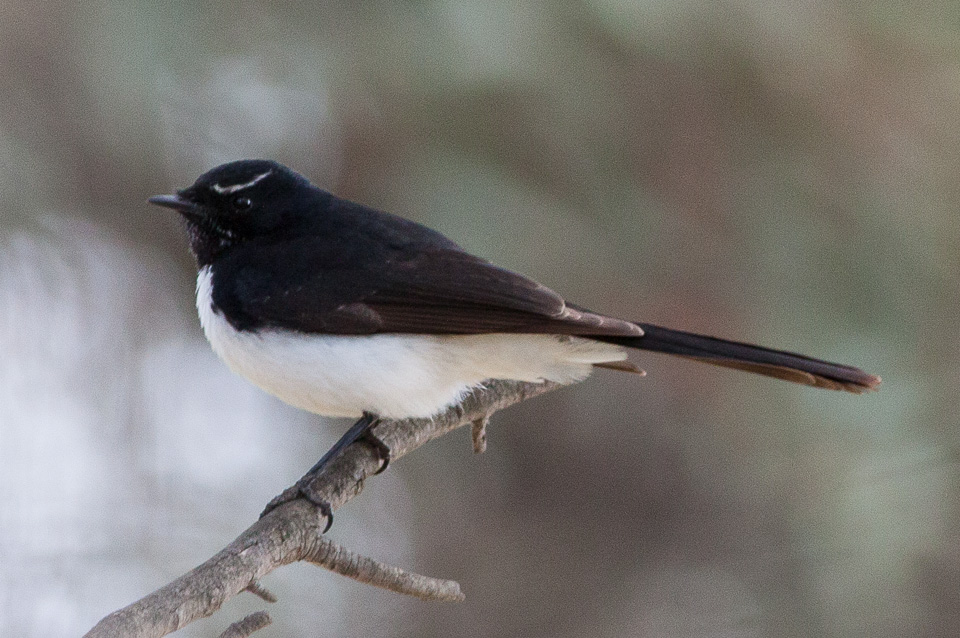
260 412 389 530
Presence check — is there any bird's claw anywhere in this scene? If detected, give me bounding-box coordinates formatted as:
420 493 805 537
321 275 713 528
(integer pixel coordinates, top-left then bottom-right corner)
361 429 391 475
260 477 335 533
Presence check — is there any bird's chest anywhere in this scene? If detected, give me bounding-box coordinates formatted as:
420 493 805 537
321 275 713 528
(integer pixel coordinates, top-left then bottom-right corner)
192 267 611 420
195 267 351 415
193 267 471 418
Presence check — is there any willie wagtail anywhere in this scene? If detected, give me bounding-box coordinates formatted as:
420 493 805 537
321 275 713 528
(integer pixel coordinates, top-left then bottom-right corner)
150 159 880 525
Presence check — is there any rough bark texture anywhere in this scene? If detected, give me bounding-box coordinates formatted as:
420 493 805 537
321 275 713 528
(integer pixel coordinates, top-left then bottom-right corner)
84 379 562 638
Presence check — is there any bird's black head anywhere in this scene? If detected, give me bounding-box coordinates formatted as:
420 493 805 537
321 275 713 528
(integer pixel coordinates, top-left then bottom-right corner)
149 159 317 266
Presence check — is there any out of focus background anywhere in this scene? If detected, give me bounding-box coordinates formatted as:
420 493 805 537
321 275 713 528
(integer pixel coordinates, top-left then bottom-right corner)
0 2 955 636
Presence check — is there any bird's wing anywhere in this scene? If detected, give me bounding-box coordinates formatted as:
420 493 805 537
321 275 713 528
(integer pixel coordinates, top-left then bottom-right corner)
212 240 642 337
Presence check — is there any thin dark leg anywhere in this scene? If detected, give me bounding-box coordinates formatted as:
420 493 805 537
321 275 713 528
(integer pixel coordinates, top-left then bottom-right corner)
259 412 389 531
304 412 382 477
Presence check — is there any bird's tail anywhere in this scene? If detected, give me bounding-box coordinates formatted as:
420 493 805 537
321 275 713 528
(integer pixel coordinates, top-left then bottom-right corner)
597 322 881 394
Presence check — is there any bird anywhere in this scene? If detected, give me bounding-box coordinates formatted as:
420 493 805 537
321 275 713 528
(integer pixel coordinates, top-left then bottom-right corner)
150 159 880 526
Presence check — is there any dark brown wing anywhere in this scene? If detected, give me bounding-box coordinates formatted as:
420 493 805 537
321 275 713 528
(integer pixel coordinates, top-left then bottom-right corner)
212 240 643 337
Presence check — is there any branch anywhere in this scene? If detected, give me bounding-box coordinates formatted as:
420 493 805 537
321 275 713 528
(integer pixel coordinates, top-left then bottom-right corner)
219 612 271 638
303 535 465 601
84 379 563 638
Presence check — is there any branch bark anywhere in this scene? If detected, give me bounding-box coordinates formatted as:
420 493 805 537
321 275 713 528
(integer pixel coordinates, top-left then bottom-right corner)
84 379 563 638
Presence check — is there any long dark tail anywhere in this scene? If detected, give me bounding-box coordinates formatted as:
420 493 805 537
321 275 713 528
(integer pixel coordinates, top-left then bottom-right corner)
598 323 881 394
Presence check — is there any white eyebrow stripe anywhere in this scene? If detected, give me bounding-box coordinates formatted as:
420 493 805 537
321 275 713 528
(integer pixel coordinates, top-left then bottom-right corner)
211 170 273 195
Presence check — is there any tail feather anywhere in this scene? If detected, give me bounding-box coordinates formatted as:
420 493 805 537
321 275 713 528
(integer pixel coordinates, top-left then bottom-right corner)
597 322 881 394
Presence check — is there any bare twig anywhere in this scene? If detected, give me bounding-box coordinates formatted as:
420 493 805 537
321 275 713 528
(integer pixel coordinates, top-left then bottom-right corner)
244 580 277 603
304 535 465 601
219 612 272 638
83 379 563 638
471 416 489 454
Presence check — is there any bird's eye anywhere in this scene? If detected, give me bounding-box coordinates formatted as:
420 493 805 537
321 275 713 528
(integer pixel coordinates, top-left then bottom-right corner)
232 196 253 211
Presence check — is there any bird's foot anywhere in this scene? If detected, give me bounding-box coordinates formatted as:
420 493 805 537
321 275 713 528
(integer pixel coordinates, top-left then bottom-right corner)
258 413 390 532
361 428 391 474
259 475 335 531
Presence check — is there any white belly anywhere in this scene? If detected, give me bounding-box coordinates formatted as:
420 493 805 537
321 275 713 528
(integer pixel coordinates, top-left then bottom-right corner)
196 266 626 419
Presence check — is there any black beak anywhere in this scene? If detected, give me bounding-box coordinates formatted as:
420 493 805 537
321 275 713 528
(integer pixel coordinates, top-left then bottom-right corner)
148 193 200 215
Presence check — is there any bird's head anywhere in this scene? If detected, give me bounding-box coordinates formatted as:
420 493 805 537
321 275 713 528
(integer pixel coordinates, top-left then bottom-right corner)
150 159 315 265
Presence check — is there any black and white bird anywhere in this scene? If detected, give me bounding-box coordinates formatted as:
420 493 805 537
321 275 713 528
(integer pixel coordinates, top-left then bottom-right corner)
150 159 880 521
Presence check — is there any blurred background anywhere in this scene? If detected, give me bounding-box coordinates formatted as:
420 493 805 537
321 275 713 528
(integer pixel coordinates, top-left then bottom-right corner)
0 1 955 636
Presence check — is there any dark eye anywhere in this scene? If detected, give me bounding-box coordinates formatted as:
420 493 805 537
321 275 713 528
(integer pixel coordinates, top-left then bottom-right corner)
232 196 253 211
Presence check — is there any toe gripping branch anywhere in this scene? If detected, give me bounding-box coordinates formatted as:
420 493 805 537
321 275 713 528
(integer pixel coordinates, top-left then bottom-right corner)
260 412 390 532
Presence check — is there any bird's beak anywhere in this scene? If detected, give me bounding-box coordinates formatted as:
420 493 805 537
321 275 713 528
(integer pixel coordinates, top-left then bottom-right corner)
148 193 200 216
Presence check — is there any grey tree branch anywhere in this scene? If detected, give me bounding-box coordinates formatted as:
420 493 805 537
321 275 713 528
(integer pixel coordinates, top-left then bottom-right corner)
303 535 465 602
218 612 271 638
83 379 563 638
471 416 489 454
